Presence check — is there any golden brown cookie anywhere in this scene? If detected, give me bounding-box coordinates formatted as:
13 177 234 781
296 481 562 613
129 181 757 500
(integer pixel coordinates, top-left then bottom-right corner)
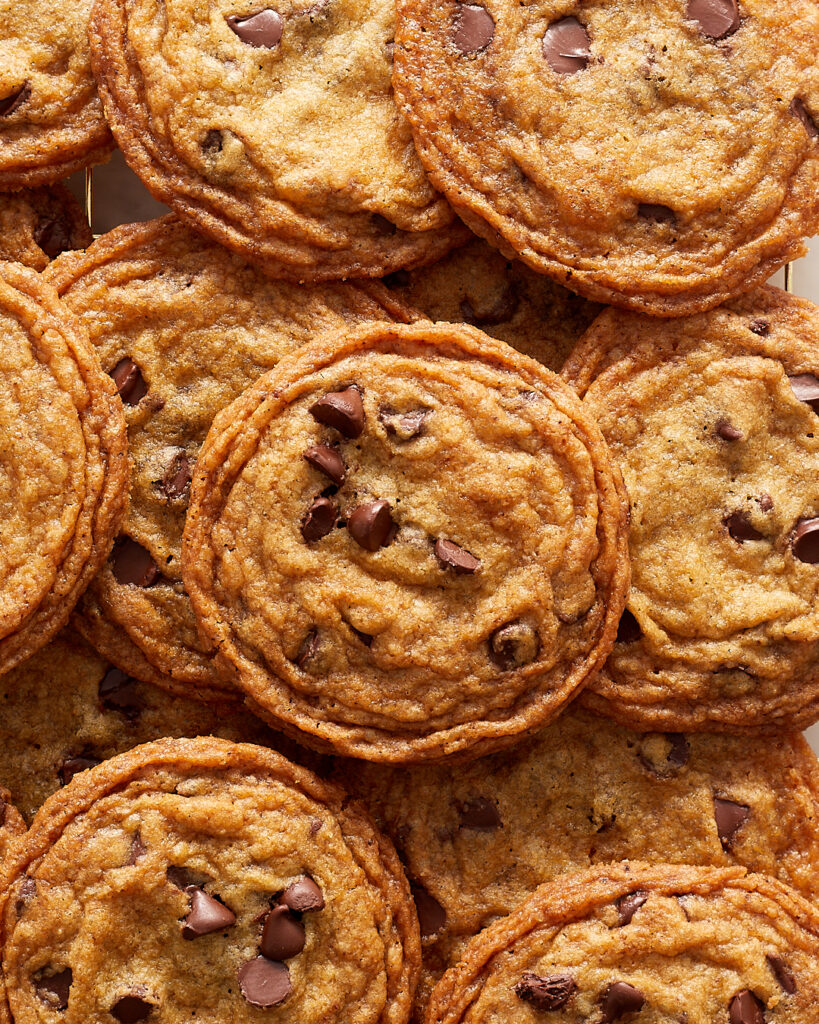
337 706 819 1017
0 736 420 1023
46 216 407 702
427 863 819 1024
183 321 629 762
0 262 127 676
0 187 92 271
564 286 819 733
394 0 819 315
0 789 24 867
88 0 469 281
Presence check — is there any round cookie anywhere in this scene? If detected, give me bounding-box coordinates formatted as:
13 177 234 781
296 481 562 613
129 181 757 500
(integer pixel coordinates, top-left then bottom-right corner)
0 0 112 188
338 707 819 1017
88 0 469 281
393 0 819 315
563 286 819 733
426 863 819 1024
0 262 127 677
46 216 407 701
0 789 24 866
0 187 92 271
183 321 629 762
0 736 420 1023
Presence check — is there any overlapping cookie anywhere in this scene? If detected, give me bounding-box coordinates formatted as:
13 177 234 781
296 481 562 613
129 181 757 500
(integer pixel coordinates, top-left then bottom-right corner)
0 188 92 271
0 789 24 867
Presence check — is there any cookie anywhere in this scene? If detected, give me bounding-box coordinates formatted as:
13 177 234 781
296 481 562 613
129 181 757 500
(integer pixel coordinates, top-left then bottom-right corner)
88 0 469 282
337 706 819 1017
0 187 92 271
0 262 128 677
0 736 420 1023
46 216 407 701
394 0 819 315
183 320 629 762
0 0 112 188
426 862 819 1024
366 237 602 372
0 789 24 867
563 286 819 733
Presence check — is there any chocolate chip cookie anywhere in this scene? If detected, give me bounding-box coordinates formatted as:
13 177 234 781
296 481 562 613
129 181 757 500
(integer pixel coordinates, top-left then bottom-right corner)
426 862 819 1024
0 736 419 1022
0 262 128 677
88 0 469 282
394 0 819 315
0 0 113 188
367 237 602 372
183 321 629 762
564 286 819 733
0 787 24 866
337 706 819 1017
46 216 406 701
0 187 92 271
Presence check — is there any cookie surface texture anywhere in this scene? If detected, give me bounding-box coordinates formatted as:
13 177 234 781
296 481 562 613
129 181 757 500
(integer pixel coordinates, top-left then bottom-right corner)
183 321 629 761
0 736 420 1023
0 187 92 272
0 789 24 867
394 0 819 315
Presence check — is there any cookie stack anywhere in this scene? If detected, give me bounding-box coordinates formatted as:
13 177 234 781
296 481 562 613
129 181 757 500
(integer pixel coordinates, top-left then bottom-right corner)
2 1 819 1022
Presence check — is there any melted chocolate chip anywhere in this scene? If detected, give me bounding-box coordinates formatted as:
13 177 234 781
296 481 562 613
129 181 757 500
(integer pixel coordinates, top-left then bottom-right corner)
729 990 765 1024
616 890 648 926
294 628 319 667
112 996 153 1022
281 876 325 913
457 797 502 830
34 968 72 1010
792 98 819 140
301 496 338 542
59 756 100 785
99 667 144 719
160 451 192 500
616 609 641 644
261 905 306 959
127 832 147 866
714 797 750 851
666 733 690 769
489 621 539 669
757 494 774 513
304 444 346 486
788 373 819 412
435 538 481 574
309 387 364 438
110 358 148 406
34 217 73 260
453 4 495 53
515 972 577 1011
716 420 744 441
238 957 291 1008
686 0 740 39
542 17 591 75
723 512 763 543
601 982 646 1021
227 9 283 47
638 203 676 223
410 882 446 938
0 83 30 117
767 954 797 994
112 537 161 587
379 407 431 440
182 889 237 938
793 518 819 563
348 500 394 551
637 733 690 777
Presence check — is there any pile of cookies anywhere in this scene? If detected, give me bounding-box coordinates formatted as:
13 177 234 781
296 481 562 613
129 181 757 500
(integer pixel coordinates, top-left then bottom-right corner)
2 0 819 1021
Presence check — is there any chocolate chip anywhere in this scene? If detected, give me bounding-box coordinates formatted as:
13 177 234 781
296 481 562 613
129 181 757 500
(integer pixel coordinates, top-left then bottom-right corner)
160 450 192 500
793 518 819 563
304 444 346 486
112 537 161 587
16 878 36 917
379 407 431 440
301 496 338 542
260 905 306 959
686 0 740 39
238 957 291 1008
33 968 72 1010
281 876 324 913
309 387 365 438
714 797 750 851
0 83 30 117
616 609 641 643
294 628 319 667
99 667 144 719
791 98 819 140
789 373 819 412
112 996 153 1023
110 358 148 406
182 889 237 939
638 733 690 777
410 882 446 938
227 9 283 47
666 733 690 769
767 954 797 994
716 420 744 441
453 3 495 53
515 972 577 1011
749 318 770 336
489 621 539 669
601 982 646 1021
167 866 206 890
202 129 223 156
435 538 481 574
348 500 394 551
723 512 763 543
457 797 502 830
757 494 774 513
0 800 5 827
616 891 648 926
638 203 676 223
59 756 100 785
127 832 147 866
729 991 765 1024
34 217 73 260
542 17 591 75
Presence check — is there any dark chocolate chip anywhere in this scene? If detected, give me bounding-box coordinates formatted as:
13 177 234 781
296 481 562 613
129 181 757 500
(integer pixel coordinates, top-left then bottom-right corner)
601 982 646 1021
34 217 73 260
686 0 740 39
16 877 36 917
789 373 819 412
99 667 144 719
453 4 494 53
666 733 690 769
792 98 819 140
238 957 291 1008
457 797 502 830
489 621 539 669
460 284 518 326
309 387 365 438
348 500 394 551
616 890 648 926
34 968 72 1010
757 494 774 513
714 797 750 851
723 512 763 543
638 203 676 223
749 318 770 336
410 882 446 938
294 628 319 667
110 358 148 406
616 609 641 644
515 972 577 1011
767 954 796 994
637 733 690 777
112 996 153 1023
729 990 765 1024
379 407 431 440
227 9 283 48
301 496 338 542
435 538 481 574
304 444 346 486
112 537 161 587
281 876 325 913
542 17 591 75
59 756 100 786
0 83 30 117
182 888 237 938
127 832 147 866
160 451 192 500
716 420 744 441
260 905 306 959
793 518 819 564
